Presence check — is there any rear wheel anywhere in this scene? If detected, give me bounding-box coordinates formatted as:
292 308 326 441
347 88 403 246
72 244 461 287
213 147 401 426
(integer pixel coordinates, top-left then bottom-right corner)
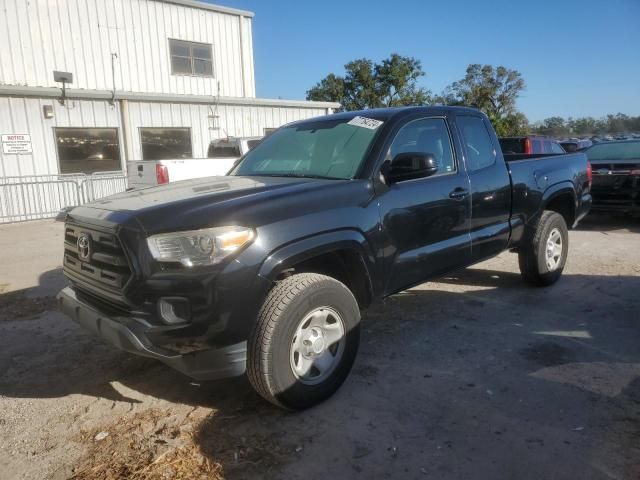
247 273 360 410
518 210 569 286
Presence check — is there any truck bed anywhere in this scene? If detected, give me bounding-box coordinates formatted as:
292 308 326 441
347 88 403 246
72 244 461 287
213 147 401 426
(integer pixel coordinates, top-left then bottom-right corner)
505 152 591 231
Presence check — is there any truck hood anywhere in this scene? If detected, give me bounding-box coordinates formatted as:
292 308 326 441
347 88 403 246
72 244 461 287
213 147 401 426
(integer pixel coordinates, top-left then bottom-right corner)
79 175 359 233
90 176 317 212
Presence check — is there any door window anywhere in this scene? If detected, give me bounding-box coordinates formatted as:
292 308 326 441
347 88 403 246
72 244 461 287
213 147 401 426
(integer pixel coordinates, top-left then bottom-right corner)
389 118 456 176
457 116 496 171
532 139 543 154
550 142 565 154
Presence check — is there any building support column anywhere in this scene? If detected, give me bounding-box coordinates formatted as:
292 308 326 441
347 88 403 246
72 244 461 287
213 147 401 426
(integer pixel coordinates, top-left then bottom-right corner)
119 99 133 171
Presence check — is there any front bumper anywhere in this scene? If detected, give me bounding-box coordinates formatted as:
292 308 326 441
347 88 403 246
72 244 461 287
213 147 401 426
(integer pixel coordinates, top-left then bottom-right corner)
57 286 247 380
591 174 640 214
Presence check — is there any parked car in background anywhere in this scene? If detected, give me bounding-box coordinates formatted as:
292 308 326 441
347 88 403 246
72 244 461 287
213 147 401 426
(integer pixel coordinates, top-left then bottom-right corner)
127 136 262 189
560 139 593 152
587 140 640 215
58 107 591 410
499 135 565 154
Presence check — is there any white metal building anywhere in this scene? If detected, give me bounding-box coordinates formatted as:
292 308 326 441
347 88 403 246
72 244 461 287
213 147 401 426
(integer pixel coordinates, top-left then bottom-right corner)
0 0 338 222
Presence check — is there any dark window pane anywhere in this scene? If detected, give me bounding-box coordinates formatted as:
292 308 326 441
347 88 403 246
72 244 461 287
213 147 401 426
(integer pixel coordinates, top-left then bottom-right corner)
193 59 213 76
208 142 242 158
247 139 261 150
457 116 496 171
171 56 192 75
192 45 212 60
141 128 192 160
56 128 120 174
169 40 190 57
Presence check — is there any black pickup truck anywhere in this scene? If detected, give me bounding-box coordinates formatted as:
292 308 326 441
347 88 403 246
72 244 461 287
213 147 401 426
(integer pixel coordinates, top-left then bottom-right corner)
57 107 591 410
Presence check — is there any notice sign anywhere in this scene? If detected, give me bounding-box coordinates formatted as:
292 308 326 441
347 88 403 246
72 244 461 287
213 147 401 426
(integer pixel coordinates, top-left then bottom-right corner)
2 134 32 154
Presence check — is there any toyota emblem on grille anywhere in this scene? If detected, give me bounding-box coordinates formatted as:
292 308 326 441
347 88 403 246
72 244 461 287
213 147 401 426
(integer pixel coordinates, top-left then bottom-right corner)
77 233 91 261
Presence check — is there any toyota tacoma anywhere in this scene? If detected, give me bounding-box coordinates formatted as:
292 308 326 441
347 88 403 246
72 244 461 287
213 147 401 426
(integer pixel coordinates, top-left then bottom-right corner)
57 107 592 410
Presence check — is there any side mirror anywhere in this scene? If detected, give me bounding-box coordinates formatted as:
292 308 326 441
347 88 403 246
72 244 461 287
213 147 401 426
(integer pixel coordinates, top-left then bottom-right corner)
384 152 438 183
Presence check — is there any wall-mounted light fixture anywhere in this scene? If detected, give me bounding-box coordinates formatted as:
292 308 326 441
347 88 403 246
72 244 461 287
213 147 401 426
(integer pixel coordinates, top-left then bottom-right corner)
53 71 73 106
43 105 54 119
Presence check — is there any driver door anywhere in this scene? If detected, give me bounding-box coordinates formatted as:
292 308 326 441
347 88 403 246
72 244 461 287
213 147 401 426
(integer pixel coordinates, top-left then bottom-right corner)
378 116 472 294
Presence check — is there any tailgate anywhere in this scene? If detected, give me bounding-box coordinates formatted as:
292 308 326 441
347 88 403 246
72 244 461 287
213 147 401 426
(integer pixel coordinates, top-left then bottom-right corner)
127 161 158 189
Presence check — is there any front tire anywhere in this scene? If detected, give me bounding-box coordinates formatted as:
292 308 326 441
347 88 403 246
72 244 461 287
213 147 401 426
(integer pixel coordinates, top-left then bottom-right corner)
247 273 360 410
518 210 569 286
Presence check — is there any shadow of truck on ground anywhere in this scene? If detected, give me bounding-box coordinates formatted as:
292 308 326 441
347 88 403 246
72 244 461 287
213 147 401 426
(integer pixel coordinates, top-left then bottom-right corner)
1 267 639 479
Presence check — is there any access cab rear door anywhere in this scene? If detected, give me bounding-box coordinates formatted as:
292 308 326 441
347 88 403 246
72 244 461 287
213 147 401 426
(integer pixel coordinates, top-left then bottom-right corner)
453 113 511 262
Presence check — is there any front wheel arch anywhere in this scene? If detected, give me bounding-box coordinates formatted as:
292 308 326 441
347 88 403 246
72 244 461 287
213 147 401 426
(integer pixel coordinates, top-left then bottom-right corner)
257 231 377 308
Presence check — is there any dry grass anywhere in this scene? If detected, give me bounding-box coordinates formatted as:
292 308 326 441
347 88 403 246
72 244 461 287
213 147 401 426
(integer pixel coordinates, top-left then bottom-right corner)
68 403 291 480
69 409 224 480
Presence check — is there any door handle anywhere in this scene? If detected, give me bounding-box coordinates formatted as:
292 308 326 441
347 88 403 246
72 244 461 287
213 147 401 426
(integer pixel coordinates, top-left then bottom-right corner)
449 188 469 200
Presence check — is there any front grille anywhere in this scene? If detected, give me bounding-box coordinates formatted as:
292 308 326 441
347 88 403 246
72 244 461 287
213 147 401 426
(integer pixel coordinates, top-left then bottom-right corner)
63 223 132 301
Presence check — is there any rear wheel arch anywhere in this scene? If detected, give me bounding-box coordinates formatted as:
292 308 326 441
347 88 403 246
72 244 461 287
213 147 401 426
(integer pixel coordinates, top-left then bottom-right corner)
542 185 577 228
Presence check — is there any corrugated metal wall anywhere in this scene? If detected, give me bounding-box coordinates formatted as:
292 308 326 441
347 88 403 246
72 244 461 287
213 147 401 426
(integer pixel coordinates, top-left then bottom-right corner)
0 96 329 176
124 101 328 159
0 97 122 177
0 0 255 98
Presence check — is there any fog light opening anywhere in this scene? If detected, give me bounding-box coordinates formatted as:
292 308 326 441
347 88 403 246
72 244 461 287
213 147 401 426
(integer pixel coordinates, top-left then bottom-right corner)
158 297 191 325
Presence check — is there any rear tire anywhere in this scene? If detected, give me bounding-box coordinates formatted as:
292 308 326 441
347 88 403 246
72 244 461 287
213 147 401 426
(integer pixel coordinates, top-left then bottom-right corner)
518 210 569 287
247 273 360 410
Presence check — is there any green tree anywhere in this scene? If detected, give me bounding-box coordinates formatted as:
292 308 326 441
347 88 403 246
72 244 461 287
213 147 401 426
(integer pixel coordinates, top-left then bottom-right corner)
443 64 525 118
535 117 568 137
438 64 528 136
493 112 530 137
306 54 431 111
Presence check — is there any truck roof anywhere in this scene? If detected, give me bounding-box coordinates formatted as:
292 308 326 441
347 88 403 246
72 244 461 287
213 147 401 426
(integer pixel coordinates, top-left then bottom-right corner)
286 106 485 128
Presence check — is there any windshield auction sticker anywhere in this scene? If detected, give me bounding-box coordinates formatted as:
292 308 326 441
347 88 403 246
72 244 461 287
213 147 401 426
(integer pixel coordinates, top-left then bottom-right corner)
347 116 383 130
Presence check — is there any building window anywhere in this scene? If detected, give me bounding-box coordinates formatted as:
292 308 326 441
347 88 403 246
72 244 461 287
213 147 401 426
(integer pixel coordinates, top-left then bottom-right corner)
169 39 213 76
140 128 192 160
55 128 121 174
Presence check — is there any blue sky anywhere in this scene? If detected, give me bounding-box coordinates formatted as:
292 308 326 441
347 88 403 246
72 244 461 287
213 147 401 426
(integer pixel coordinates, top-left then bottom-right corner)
215 0 640 122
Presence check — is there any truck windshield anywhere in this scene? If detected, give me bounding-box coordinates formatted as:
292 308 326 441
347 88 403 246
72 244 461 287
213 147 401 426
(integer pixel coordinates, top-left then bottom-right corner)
231 118 380 179
586 141 640 161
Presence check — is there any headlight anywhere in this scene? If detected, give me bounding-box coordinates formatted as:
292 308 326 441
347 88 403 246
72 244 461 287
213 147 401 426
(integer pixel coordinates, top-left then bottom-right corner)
147 226 255 267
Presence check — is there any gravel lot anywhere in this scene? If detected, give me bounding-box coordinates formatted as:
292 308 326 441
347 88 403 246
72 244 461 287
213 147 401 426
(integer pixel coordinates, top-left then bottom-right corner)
0 215 639 480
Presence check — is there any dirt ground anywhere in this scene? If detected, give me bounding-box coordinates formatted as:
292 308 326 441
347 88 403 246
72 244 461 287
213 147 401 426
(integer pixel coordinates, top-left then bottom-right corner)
0 215 639 480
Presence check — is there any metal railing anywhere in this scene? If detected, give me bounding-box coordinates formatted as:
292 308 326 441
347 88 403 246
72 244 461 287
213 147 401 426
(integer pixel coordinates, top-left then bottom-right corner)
0 171 128 223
